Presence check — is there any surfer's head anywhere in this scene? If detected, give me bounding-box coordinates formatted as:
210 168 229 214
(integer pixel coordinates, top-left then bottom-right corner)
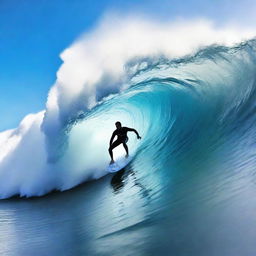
115 121 122 129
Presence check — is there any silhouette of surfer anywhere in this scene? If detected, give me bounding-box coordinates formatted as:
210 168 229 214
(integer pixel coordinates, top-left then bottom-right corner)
109 121 141 164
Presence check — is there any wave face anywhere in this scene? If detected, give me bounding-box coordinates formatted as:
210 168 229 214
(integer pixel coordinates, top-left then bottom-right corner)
1 17 256 198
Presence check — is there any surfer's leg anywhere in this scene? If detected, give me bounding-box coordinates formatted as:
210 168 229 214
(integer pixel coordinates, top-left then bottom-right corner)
123 142 129 157
109 140 122 162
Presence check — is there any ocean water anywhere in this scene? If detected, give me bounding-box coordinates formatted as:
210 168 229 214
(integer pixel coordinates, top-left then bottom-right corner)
1 38 256 255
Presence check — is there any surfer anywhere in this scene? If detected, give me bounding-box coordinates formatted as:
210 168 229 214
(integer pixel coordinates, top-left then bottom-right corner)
109 121 141 164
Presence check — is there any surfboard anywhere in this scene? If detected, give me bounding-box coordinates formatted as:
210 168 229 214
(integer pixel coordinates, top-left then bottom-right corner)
107 156 132 173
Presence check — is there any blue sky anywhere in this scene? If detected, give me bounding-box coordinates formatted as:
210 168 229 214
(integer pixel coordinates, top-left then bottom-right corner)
0 0 255 131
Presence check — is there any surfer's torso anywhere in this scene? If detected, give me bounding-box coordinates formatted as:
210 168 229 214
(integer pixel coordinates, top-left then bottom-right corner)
113 127 129 142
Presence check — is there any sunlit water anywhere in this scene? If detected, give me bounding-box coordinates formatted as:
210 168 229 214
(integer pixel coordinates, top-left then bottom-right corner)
1 151 256 256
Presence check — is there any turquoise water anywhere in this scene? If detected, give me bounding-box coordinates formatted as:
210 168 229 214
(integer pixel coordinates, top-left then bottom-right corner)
1 40 256 255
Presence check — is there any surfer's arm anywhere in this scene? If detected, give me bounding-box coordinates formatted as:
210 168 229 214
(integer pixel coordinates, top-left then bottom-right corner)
127 128 141 139
109 132 116 146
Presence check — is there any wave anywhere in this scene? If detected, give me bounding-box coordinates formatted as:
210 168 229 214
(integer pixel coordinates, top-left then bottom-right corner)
0 17 256 199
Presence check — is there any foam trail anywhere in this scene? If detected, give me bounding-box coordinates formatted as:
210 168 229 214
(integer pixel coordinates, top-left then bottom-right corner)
0 15 256 198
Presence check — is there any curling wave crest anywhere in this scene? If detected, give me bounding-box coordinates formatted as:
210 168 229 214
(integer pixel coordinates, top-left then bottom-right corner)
0 16 256 198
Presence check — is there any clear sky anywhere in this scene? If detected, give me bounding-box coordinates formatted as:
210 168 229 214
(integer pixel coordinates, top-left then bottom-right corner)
0 0 255 131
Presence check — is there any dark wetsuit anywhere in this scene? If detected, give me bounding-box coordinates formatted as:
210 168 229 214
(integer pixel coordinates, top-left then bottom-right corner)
109 126 140 162
111 127 130 147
